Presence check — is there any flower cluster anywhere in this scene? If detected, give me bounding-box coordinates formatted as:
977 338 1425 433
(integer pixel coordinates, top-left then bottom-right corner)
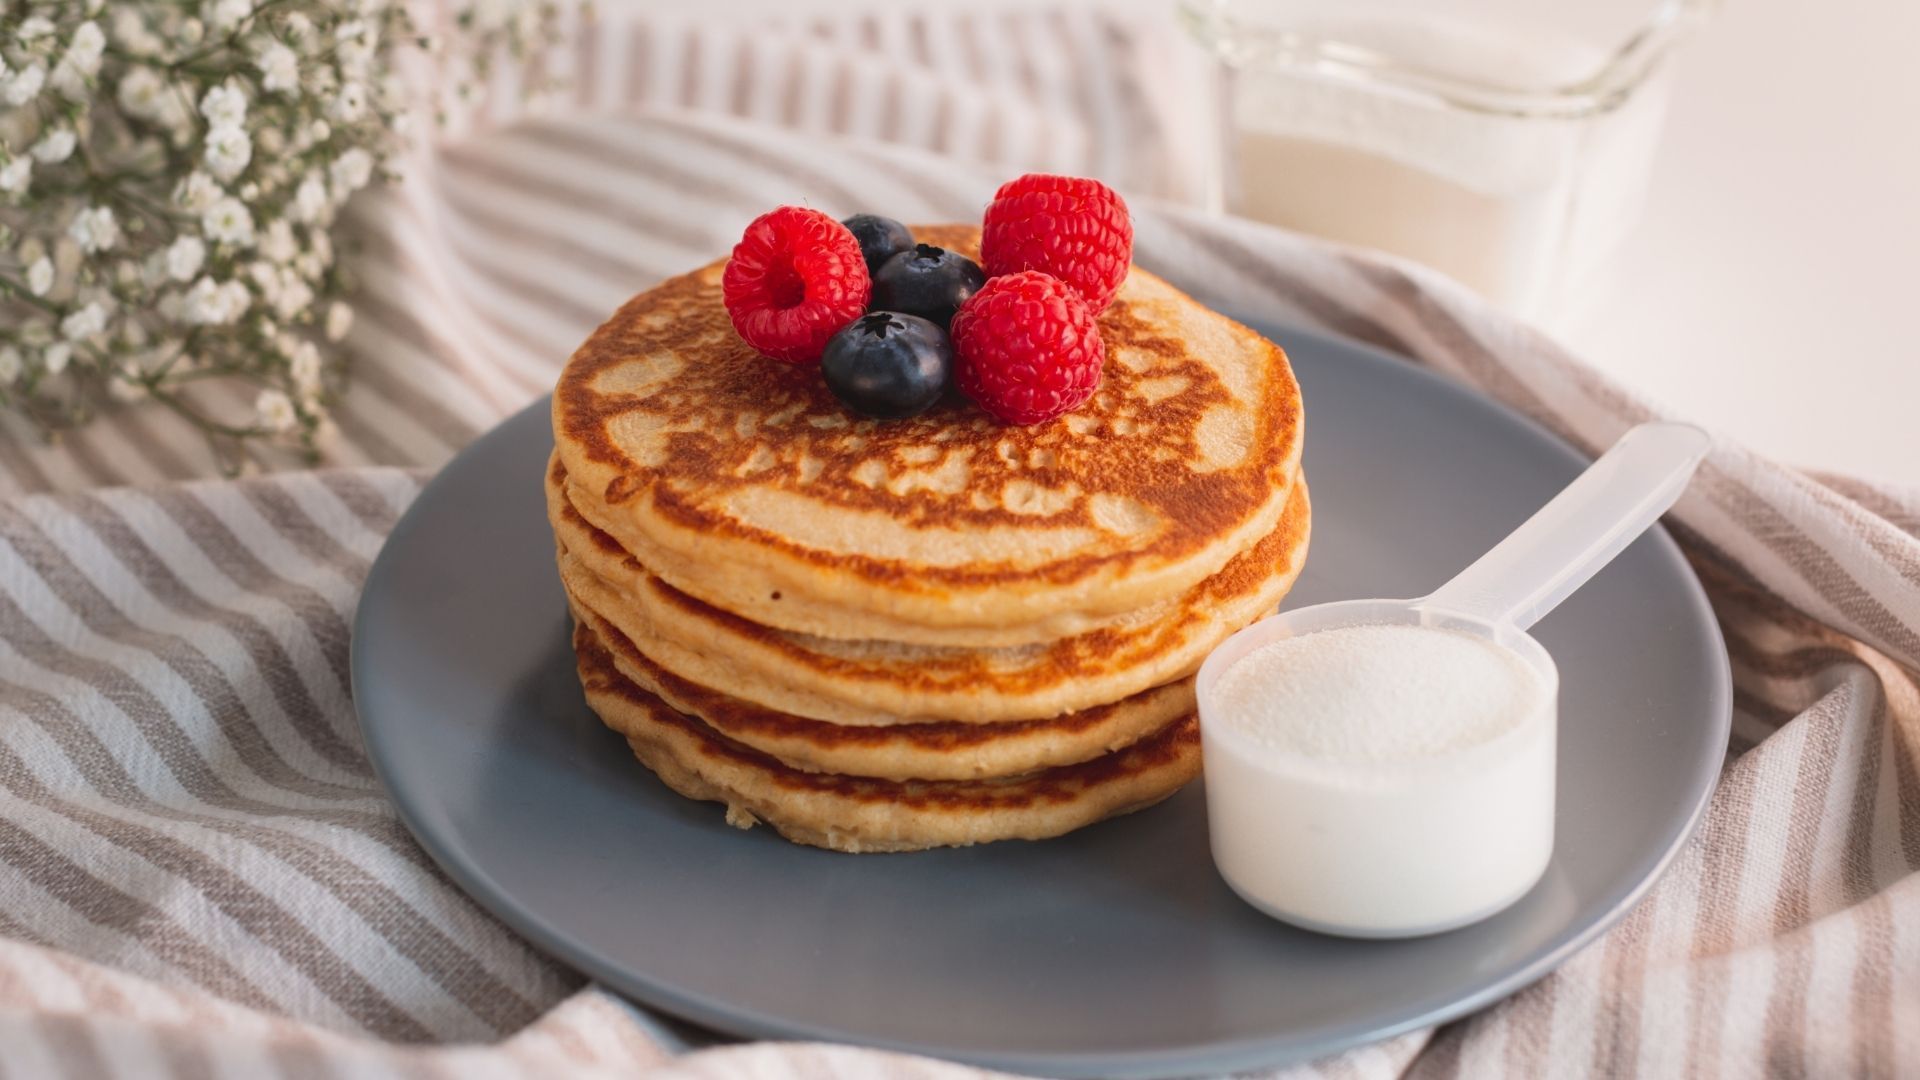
0 1 561 466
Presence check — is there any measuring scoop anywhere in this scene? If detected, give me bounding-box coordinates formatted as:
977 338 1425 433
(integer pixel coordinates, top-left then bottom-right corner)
1196 421 1711 938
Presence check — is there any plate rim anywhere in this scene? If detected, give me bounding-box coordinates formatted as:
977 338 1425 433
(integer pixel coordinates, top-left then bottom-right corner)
350 318 1732 1079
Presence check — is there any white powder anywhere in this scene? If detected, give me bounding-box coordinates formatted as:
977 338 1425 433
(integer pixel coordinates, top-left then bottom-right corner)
1211 623 1544 763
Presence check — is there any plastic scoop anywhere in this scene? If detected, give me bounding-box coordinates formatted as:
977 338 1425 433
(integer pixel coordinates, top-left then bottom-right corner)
1196 421 1711 938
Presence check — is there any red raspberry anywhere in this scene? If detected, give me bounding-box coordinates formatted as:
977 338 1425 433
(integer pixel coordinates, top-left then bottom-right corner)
722 206 871 364
951 271 1104 426
981 173 1132 313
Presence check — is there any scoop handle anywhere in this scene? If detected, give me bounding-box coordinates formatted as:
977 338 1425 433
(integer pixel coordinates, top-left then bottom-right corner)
1421 422 1710 630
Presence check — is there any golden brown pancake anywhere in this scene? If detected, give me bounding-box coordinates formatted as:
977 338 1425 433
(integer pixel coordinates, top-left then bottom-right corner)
569 599 1193 781
553 225 1304 648
551 455 1311 724
572 625 1201 853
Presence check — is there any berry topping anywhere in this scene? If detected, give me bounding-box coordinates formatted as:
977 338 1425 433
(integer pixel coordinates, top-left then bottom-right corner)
841 214 916 276
872 243 987 329
981 173 1132 313
821 312 954 420
722 206 871 364
950 271 1104 426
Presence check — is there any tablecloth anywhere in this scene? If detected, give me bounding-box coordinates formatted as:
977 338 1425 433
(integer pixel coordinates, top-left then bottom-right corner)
0 4 1915 1077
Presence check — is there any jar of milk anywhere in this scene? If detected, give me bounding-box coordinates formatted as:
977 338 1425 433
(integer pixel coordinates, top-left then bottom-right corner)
1180 0 1715 319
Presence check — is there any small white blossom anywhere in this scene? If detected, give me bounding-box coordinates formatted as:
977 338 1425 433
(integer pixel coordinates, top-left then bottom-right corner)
61 302 108 342
206 0 253 34
111 9 161 57
175 171 221 213
292 174 328 223
255 42 299 93
202 197 255 247
32 129 76 164
203 125 252 182
325 301 353 342
309 119 332 143
284 12 314 42
68 207 119 254
17 16 55 40
274 275 313 319
0 346 19 385
330 149 374 195
330 82 368 123
179 18 205 46
259 219 297 264
25 257 53 297
116 66 168 118
199 82 249 128
66 22 106 75
0 157 31 195
43 343 71 377
255 388 297 433
166 236 206 281
183 276 250 325
5 64 46 107
289 339 322 392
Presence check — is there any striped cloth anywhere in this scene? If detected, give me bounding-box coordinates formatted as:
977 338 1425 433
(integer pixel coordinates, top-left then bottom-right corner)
2 4 1918 1077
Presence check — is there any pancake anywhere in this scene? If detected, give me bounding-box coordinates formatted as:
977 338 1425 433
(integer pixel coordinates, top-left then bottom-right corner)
554 224 1304 648
572 625 1201 853
551 456 1311 724
568 598 1194 780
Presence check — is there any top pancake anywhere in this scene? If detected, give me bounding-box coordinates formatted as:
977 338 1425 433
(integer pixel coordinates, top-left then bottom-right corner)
553 225 1304 646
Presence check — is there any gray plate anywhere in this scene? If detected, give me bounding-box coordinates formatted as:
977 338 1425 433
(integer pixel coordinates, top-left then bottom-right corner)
351 320 1730 1078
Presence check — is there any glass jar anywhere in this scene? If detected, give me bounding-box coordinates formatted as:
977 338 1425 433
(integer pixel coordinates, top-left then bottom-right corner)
1181 0 1715 319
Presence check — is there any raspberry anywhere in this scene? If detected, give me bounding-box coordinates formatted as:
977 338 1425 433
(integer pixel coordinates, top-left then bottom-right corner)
951 271 1104 426
722 206 872 364
981 173 1132 313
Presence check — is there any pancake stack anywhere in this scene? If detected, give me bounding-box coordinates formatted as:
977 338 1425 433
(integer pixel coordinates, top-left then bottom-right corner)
549 226 1307 853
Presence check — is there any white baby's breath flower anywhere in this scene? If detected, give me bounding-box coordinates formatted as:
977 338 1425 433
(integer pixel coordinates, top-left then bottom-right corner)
284 12 314 42
199 82 249 128
66 22 106 74
292 174 328 223
289 339 322 391
206 0 253 34
309 119 332 143
0 157 31 196
180 18 205 47
274 275 313 319
68 207 120 254
203 125 253 182
183 276 249 325
259 219 297 264
0 346 20 386
116 66 168 118
5 63 46 107
330 149 374 196
17 16 55 40
61 302 108 342
42 343 71 377
202 197 255 247
25 257 53 297
330 82 369 123
255 388 297 433
325 301 353 342
111 9 161 57
166 236 206 281
32 129 77 164
175 171 221 213
255 42 299 94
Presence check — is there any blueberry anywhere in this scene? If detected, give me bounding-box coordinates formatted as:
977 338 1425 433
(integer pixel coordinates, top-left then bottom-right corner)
821 312 953 420
872 243 986 328
841 214 915 276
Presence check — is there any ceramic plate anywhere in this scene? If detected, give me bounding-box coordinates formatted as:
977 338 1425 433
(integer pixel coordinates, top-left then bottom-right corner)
351 319 1730 1078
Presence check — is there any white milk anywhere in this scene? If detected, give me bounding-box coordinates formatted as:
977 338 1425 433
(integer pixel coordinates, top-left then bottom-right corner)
1200 622 1556 936
1222 16 1672 317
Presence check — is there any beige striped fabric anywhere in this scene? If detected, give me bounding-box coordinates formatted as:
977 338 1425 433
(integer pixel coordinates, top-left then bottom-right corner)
2 6 1918 1078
